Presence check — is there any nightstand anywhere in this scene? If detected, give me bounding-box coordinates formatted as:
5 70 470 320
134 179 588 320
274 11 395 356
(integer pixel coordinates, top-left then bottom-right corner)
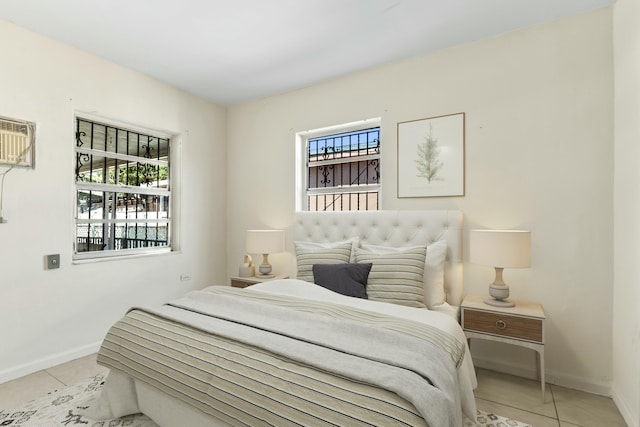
229 274 289 288
461 294 546 400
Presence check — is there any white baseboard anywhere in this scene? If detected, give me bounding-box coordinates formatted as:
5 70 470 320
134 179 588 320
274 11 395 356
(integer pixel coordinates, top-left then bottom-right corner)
472 356 611 396
0 342 102 384
611 385 639 427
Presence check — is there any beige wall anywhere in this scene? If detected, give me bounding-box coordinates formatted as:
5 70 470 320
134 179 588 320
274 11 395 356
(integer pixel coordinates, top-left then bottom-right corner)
613 0 640 425
228 8 614 394
0 20 228 382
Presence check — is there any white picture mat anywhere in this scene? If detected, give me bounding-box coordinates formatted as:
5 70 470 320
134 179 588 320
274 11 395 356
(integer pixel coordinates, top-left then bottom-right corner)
397 112 465 197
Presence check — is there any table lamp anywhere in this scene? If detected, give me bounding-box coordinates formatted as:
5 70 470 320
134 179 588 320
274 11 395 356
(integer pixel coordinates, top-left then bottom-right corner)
246 229 285 278
470 229 531 307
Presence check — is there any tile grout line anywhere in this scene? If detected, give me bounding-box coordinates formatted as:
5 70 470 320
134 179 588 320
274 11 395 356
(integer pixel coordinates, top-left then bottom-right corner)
42 368 68 388
550 385 562 425
549 385 587 427
549 383 562 427
476 397 561 424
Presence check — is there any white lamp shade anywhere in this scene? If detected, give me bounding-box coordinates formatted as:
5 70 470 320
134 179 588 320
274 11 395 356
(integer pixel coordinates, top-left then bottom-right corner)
470 230 531 268
246 230 285 254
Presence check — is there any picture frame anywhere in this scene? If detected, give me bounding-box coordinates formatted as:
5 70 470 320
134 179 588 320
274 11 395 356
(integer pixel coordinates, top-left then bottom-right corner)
397 112 465 198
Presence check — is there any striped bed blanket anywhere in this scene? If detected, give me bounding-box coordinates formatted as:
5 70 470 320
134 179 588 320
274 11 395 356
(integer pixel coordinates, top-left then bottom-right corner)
95 286 465 427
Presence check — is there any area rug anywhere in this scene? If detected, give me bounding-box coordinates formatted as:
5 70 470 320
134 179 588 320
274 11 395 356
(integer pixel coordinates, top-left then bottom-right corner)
0 373 531 426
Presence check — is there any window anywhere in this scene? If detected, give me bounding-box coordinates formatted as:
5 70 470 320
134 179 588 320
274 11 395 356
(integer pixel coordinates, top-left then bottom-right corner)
296 119 380 211
74 117 171 259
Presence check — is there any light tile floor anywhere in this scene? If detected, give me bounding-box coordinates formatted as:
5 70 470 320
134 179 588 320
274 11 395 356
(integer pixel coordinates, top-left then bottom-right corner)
0 354 108 409
474 369 628 427
0 356 629 427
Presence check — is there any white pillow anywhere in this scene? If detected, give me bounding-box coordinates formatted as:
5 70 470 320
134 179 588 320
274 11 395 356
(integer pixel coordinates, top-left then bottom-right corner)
360 240 447 309
423 240 447 308
294 240 354 283
355 245 427 308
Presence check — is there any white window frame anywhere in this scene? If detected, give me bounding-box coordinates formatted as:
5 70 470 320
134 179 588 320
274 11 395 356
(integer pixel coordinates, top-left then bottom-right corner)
295 118 381 212
73 114 176 261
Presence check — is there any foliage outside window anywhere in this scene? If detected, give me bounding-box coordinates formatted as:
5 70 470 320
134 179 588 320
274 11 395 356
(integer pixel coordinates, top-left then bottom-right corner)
74 117 171 259
298 121 380 211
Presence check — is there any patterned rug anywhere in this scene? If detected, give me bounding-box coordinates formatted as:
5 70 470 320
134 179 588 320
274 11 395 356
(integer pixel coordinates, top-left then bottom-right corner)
0 373 531 426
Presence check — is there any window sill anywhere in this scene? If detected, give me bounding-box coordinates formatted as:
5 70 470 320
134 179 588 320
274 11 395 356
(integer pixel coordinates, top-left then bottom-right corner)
72 248 178 265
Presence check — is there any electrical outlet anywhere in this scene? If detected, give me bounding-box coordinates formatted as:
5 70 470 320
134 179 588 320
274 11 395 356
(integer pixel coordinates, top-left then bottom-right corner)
180 274 191 282
46 254 60 270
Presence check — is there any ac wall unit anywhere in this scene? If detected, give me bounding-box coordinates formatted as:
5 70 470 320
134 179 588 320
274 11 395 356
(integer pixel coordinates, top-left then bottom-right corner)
0 116 35 168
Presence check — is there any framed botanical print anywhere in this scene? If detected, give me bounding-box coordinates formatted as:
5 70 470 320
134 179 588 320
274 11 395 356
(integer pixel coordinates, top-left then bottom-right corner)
397 112 465 198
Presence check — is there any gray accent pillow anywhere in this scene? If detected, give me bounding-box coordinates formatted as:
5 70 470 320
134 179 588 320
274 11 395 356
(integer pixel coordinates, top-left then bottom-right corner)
312 263 372 299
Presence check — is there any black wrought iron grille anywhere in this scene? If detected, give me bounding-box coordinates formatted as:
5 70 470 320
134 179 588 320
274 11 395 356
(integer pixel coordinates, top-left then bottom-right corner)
307 127 380 211
74 118 170 255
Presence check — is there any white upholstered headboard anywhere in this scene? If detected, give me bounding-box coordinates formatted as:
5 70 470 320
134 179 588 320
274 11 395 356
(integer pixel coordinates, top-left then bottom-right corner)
293 210 463 306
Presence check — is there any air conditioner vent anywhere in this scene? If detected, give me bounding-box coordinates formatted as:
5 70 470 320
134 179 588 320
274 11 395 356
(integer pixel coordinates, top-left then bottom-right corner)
0 116 35 168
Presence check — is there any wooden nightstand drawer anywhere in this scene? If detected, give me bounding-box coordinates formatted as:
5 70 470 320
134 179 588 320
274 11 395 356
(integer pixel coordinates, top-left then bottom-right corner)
230 278 253 288
463 308 543 343
229 275 289 288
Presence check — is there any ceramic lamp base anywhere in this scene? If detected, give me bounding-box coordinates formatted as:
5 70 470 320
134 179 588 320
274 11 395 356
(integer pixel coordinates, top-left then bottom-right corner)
484 298 515 307
258 253 274 278
485 280 515 307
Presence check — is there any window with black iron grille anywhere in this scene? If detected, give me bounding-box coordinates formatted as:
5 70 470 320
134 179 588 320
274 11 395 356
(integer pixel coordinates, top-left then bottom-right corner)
74 117 171 259
304 125 380 211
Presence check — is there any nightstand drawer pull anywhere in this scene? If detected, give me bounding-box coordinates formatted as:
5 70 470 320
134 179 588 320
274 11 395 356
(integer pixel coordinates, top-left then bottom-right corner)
496 319 507 330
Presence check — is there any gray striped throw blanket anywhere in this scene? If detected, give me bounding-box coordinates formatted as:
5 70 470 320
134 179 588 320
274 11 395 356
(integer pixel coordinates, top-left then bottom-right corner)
96 286 464 427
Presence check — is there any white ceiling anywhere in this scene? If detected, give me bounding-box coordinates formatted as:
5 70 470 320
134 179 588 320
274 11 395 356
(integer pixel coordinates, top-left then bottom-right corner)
1 0 614 105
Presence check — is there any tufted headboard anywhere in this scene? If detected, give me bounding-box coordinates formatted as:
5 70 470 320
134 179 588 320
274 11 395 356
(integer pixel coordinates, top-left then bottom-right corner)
293 210 463 306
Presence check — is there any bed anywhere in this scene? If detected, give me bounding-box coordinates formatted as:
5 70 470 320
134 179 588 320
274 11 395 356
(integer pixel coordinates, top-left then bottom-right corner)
86 210 477 426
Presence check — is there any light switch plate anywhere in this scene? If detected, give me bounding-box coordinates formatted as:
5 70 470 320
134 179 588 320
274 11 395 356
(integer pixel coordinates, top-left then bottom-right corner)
46 254 60 270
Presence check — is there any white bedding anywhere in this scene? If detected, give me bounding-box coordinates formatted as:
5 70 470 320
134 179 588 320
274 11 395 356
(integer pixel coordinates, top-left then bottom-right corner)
248 278 478 421
88 278 477 426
